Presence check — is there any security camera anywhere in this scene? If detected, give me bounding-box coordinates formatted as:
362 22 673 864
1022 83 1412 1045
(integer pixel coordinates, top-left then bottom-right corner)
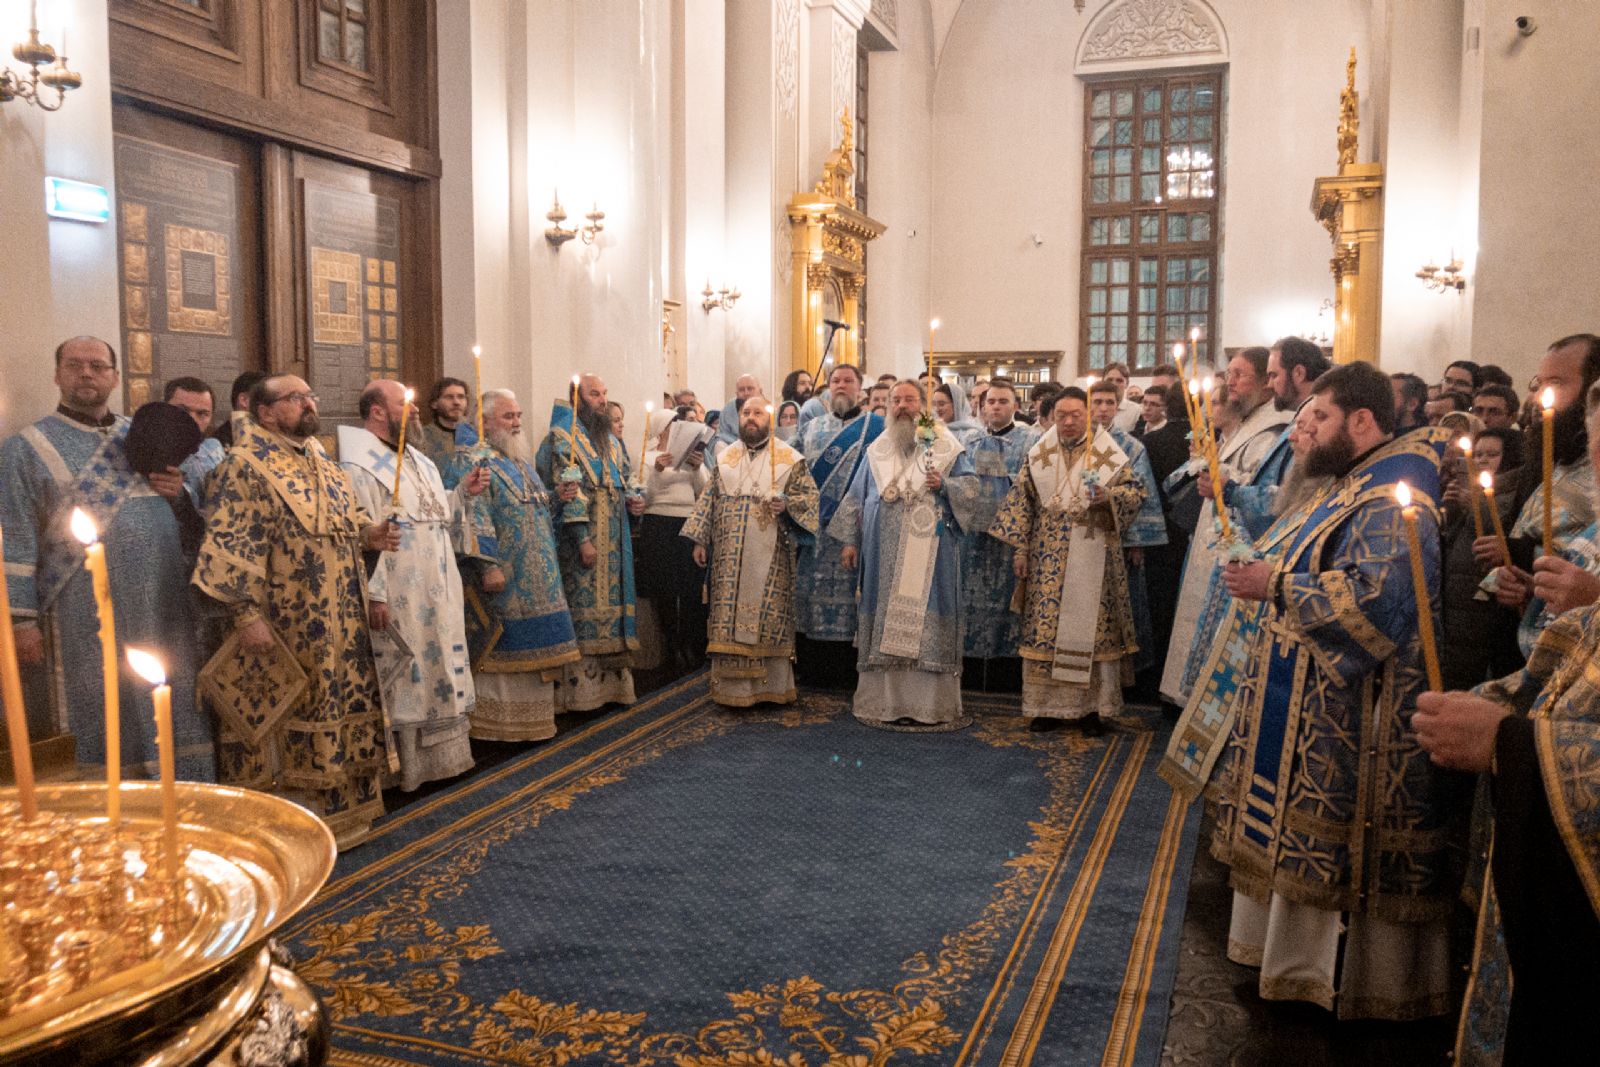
1515 15 1537 36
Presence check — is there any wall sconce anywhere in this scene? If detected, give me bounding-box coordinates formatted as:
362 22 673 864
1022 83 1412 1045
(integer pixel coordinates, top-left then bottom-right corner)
1416 257 1467 292
545 191 605 247
0 13 82 111
701 280 741 313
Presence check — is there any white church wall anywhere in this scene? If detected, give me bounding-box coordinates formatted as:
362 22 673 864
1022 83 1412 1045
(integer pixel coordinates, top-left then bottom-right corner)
0 0 120 440
438 0 478 389
926 0 1369 381
465 0 672 442
1469 0 1600 381
857 0 936 380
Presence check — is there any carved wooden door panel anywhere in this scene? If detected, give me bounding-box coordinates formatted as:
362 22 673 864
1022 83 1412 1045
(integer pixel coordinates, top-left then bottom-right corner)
111 102 266 414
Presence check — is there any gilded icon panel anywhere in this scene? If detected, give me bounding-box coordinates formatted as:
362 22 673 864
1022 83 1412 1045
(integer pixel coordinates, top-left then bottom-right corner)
123 242 149 284
384 315 397 340
368 341 383 368
366 286 381 310
127 332 154 374
383 287 397 312
311 246 366 346
163 223 233 336
124 285 150 329
126 377 151 407
367 313 381 337
384 342 399 368
366 257 381 284
122 202 148 243
383 260 397 285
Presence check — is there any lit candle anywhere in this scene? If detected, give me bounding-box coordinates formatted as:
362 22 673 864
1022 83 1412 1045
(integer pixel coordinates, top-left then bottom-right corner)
1458 436 1485 540
391 387 414 509
1198 377 1230 539
1541 386 1556 558
927 319 940 407
1481 471 1512 567
766 403 778 486
472 345 484 443
126 648 178 885
1172 342 1198 427
71 508 119 826
0 526 38 821
1394 481 1443 691
639 400 653 483
570 374 581 414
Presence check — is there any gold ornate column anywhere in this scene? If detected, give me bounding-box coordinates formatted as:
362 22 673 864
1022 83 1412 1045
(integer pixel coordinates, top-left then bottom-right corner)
1310 49 1385 364
787 110 885 376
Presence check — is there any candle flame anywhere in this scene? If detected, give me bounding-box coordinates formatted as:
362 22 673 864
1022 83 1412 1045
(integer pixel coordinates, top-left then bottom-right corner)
403 387 415 404
1086 376 1097 388
1190 327 1200 342
1541 386 1556 411
126 646 166 687
1457 435 1472 455
929 318 940 330
472 345 482 358
645 400 654 413
1202 375 1215 391
572 374 581 386
1479 470 1494 491
1171 343 1184 360
765 403 775 414
1394 480 1413 508
1188 380 1201 395
69 507 97 546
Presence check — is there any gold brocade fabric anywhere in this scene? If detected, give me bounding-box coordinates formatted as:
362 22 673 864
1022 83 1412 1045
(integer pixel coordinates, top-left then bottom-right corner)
192 419 386 846
681 449 821 661
987 460 1143 665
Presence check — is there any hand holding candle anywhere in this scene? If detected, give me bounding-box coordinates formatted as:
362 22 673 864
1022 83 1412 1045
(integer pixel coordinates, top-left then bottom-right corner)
1541 386 1556 558
127 647 178 885
1395 481 1443 691
1458 436 1485 540
1481 470 1512 567
71 507 119 826
1199 376 1231 538
390 387 414 509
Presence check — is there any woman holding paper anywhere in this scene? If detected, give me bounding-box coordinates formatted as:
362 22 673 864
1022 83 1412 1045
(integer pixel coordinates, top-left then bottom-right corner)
637 408 710 677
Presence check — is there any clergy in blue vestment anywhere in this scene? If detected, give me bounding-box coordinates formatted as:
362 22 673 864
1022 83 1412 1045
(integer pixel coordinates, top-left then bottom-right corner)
1090 381 1168 678
831 381 980 728
1 336 216 782
1191 363 1461 1021
793 364 883 683
536 374 645 711
417 376 472 474
957 378 1034 670
454 389 584 741
1159 348 1292 706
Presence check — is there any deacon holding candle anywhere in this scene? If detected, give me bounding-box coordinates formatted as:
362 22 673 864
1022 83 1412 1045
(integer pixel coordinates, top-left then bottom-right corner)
1203 360 1458 1020
0 336 216 798
1485 336 1600 653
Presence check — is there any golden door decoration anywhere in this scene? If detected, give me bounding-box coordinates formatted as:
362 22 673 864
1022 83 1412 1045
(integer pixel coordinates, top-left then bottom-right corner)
786 109 886 377
1310 48 1385 365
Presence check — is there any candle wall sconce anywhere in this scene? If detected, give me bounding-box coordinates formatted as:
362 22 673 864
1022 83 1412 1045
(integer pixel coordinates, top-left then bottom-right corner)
0 14 82 111
701 281 741 313
545 193 605 247
1415 257 1467 293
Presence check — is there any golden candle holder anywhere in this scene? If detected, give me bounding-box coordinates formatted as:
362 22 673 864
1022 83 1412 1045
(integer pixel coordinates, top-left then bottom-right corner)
0 781 336 1065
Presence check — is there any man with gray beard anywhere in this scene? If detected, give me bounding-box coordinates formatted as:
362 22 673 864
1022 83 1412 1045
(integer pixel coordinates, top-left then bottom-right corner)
832 381 980 727
460 389 583 741
794 363 884 687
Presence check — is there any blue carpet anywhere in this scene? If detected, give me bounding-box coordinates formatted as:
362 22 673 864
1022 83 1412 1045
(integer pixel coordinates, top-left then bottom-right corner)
282 674 1201 1067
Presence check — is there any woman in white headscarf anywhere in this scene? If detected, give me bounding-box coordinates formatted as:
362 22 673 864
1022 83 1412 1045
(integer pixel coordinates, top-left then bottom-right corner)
934 381 982 444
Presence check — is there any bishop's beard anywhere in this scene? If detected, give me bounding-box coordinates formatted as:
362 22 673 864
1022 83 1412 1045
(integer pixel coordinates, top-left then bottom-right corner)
579 404 612 453
488 426 532 465
888 412 918 456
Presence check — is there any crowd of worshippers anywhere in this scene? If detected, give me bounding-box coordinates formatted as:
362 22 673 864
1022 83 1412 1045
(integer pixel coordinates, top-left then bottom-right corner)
6 331 1600 1060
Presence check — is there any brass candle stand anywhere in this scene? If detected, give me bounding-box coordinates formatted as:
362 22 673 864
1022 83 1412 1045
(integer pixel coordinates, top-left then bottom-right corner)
0 781 336 1065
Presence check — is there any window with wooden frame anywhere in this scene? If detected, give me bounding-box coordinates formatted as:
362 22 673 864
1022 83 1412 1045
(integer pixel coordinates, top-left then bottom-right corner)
1080 71 1222 374
315 0 371 72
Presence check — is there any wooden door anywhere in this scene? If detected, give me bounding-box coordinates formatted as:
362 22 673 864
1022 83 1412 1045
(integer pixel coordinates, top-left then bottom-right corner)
286 151 441 429
112 102 266 413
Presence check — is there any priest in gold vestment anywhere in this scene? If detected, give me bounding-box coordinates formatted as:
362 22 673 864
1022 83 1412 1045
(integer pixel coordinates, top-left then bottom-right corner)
193 375 400 849
683 399 820 706
989 387 1145 733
